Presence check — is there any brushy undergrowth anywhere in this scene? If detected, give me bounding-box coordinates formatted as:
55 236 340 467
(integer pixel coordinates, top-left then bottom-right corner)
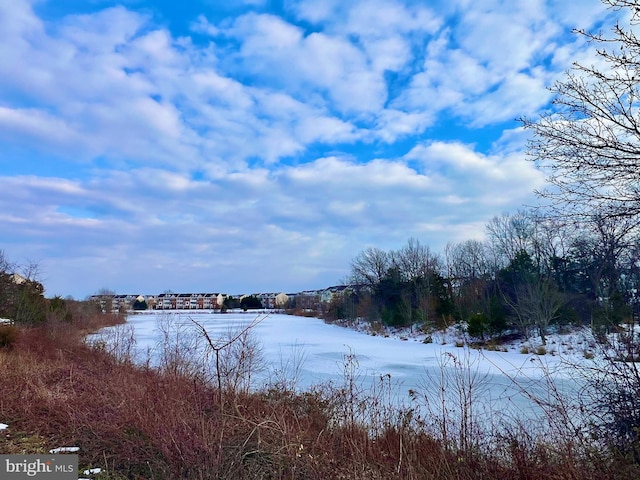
0 311 638 479
0 325 19 348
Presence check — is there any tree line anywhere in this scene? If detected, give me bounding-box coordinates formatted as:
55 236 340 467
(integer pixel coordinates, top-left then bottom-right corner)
0 250 75 325
331 0 640 348
332 211 640 345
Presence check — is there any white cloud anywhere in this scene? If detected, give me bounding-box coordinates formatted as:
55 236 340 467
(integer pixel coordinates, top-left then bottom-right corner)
216 1 441 117
221 13 387 114
0 107 80 148
463 70 553 126
58 6 144 53
454 1 555 73
292 0 441 37
0 0 622 298
235 13 303 51
397 0 611 127
289 0 341 24
191 15 220 36
374 109 434 143
0 0 615 173
404 140 544 208
0 3 373 171
0 136 545 297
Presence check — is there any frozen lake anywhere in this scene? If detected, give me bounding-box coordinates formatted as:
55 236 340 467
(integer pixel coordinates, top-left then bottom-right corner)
95 311 584 432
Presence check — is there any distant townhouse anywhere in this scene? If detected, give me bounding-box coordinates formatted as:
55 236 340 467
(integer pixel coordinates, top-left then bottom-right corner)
156 293 177 309
89 286 360 313
146 295 157 309
9 273 27 285
89 294 139 313
258 292 277 309
254 292 291 309
320 285 350 304
153 292 225 310
275 292 289 308
295 290 321 310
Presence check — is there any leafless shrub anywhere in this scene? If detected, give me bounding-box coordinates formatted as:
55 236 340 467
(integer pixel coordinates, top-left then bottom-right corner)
412 348 492 453
267 341 307 393
211 323 264 394
155 313 206 378
190 315 266 409
569 329 640 463
90 322 136 364
4 315 640 479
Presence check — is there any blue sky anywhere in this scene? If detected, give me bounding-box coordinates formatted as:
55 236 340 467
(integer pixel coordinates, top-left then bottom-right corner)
0 0 616 299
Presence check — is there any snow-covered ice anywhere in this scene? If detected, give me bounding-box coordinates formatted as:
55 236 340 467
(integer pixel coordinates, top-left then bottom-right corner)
115 312 575 376
93 312 589 429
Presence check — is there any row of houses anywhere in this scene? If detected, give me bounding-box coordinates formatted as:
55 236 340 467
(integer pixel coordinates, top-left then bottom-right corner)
90 286 355 314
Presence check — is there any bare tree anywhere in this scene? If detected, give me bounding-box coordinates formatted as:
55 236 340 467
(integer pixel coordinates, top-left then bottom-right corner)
504 274 568 345
569 214 640 334
394 237 441 282
522 0 640 220
530 216 575 280
0 251 46 324
486 211 536 269
95 288 116 314
394 238 443 327
445 240 502 334
0 250 14 274
349 247 391 289
578 322 640 462
190 315 266 409
446 240 492 283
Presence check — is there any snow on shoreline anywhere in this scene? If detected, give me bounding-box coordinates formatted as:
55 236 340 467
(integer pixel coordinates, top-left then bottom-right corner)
88 311 602 431
98 311 597 383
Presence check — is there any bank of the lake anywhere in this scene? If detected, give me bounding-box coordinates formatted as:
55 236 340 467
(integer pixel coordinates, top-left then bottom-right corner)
94 310 588 432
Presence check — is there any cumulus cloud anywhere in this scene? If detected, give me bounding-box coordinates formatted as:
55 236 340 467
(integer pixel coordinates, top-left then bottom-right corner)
403 140 545 217
0 0 612 169
0 142 544 296
0 2 364 171
0 0 617 298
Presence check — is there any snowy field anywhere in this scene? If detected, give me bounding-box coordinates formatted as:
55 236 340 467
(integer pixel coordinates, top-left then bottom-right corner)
93 311 590 431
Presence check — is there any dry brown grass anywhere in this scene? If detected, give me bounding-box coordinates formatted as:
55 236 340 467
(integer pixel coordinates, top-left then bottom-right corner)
0 311 638 479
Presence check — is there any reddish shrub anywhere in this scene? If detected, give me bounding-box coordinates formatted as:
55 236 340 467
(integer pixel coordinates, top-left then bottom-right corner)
0 325 18 348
